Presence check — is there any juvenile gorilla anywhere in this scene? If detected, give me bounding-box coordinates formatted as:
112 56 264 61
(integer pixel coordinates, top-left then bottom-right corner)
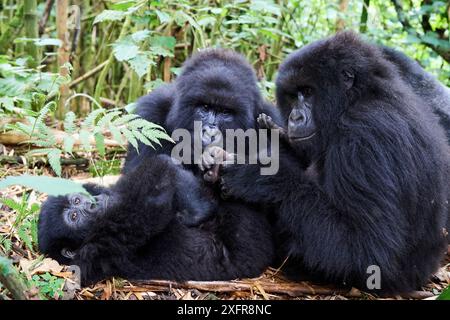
221 32 450 294
123 49 281 194
38 155 274 285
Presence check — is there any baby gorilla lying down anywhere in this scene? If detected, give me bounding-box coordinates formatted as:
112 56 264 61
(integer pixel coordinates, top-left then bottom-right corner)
38 155 274 285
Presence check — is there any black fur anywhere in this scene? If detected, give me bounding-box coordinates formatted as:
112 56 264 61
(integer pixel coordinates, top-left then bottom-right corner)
221 32 450 294
123 48 281 174
122 48 281 226
381 46 450 141
38 155 274 285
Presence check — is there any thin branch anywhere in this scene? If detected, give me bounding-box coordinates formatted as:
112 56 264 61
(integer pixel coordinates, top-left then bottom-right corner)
69 60 108 89
38 0 55 35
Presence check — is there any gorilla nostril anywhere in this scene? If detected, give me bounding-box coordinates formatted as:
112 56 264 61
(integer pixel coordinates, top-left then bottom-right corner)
290 112 305 123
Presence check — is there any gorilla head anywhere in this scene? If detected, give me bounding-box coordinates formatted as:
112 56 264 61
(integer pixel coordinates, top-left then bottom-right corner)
275 32 405 160
166 49 265 148
38 186 112 265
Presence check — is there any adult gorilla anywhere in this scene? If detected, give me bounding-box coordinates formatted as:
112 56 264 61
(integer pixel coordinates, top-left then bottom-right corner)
221 31 450 294
122 49 280 226
123 48 280 175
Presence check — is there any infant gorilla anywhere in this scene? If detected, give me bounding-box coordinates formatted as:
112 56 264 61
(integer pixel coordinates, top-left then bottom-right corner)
38 155 273 285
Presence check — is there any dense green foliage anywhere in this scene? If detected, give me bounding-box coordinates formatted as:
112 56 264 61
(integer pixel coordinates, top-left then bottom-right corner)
0 0 448 175
0 0 449 300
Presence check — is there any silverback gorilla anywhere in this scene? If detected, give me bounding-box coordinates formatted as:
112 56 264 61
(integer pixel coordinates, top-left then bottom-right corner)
123 48 281 225
220 31 450 294
38 155 274 285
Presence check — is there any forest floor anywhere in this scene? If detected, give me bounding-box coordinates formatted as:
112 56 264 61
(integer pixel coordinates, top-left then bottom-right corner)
0 150 449 300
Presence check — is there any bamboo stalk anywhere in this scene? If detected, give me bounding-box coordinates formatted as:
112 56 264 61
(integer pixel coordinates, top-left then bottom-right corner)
94 16 132 104
23 0 40 67
55 0 70 120
0 4 24 53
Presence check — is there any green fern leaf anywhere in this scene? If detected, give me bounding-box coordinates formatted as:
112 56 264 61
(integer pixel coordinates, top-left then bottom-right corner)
131 129 153 148
64 111 77 134
109 123 124 144
18 225 33 251
94 133 106 157
48 149 62 176
1 198 24 212
62 135 75 154
82 108 105 130
121 127 138 151
79 129 92 151
112 114 139 126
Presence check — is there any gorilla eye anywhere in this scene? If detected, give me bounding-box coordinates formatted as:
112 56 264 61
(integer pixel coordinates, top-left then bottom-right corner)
201 104 209 111
73 197 80 205
300 87 313 98
70 212 78 221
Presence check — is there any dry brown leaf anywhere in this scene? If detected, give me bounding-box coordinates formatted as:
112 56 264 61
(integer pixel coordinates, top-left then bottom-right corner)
19 258 63 279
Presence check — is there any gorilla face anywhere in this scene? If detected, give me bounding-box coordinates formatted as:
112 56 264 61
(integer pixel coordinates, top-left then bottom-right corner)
38 192 109 264
63 194 107 228
165 49 261 149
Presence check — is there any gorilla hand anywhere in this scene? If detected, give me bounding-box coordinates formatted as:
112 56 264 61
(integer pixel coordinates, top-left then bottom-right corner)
200 146 235 183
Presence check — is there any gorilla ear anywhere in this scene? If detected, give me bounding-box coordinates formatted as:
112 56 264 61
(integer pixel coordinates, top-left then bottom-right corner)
61 248 76 259
341 69 354 89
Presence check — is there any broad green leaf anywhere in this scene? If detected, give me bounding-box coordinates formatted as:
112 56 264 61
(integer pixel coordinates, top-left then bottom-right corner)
438 286 450 300
0 97 15 111
0 77 27 96
124 102 137 114
131 30 151 42
34 38 62 47
0 175 89 196
150 46 174 58
110 0 137 11
129 53 153 77
112 38 139 62
94 10 126 24
155 10 171 24
150 36 176 50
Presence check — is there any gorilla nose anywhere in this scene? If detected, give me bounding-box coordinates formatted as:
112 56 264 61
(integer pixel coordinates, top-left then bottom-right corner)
289 110 305 124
